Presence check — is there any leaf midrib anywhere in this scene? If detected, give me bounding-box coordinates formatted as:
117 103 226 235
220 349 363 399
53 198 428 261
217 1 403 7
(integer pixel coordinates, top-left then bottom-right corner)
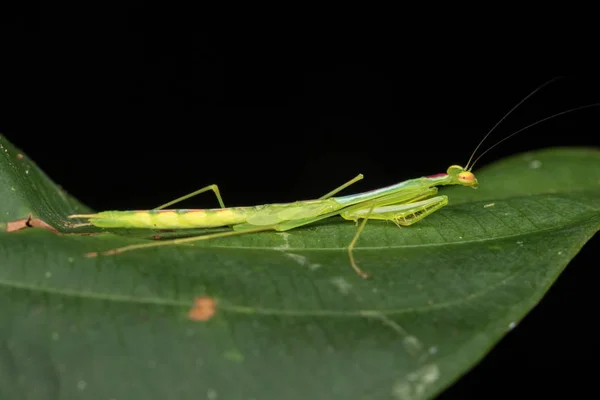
1 217 591 317
90 204 599 252
0 245 534 318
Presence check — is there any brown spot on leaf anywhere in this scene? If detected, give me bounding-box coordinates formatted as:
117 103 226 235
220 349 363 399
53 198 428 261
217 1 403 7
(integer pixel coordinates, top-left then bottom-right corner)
17 153 24 160
188 296 216 321
6 215 59 234
151 235 163 240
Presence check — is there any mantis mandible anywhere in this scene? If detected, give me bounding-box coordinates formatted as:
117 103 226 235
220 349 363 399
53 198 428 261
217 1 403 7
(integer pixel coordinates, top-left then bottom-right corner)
69 78 598 278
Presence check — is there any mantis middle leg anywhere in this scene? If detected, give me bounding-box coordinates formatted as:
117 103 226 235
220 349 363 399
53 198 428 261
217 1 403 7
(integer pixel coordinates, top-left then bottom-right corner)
152 173 363 210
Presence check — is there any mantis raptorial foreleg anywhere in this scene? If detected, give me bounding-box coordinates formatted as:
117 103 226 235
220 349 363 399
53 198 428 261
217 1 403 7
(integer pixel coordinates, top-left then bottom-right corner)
342 195 449 226
268 188 444 278
341 193 449 278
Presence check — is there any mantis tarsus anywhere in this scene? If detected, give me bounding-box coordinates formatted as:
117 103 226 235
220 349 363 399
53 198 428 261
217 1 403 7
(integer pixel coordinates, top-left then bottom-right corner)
69 78 599 278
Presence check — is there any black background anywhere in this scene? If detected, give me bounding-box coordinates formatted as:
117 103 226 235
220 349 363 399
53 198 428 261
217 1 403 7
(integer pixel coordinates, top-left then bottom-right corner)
2 6 599 399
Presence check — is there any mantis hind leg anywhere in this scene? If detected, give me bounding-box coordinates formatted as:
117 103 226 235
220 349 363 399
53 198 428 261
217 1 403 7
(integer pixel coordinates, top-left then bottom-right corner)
86 225 274 257
92 174 364 257
153 184 226 210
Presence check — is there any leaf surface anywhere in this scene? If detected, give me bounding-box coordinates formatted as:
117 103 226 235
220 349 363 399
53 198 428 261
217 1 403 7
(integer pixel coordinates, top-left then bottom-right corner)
1 135 599 399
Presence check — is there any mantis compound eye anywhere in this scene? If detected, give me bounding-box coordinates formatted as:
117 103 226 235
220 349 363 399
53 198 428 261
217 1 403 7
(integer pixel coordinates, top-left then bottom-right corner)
458 171 476 184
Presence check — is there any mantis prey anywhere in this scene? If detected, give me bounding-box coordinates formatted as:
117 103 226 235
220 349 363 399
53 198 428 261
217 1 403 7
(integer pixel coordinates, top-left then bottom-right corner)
69 79 598 278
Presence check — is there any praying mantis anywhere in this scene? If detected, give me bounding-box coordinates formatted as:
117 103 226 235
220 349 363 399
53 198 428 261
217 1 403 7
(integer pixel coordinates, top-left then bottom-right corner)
69 78 598 278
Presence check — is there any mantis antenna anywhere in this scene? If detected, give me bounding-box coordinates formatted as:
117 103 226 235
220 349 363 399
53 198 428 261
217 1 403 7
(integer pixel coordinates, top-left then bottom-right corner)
464 76 563 171
467 102 600 171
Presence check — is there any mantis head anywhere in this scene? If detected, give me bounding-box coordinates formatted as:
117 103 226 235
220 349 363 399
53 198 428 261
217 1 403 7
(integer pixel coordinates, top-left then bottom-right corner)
447 165 479 188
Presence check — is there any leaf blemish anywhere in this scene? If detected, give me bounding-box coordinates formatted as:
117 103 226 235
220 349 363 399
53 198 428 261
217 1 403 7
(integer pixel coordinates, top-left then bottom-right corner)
76 380 87 391
483 203 495 208
285 253 321 270
403 336 424 357
223 349 245 363
188 296 217 321
330 276 352 294
276 234 323 269
529 160 542 169
207 389 218 400
393 363 440 400
66 222 94 229
275 232 290 249
286 253 306 265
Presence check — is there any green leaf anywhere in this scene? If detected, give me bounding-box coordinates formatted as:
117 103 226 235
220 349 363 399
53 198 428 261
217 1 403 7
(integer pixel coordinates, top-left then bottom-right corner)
1 133 599 400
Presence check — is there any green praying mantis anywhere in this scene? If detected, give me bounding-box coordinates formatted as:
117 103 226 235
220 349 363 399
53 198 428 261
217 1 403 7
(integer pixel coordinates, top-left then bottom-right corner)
69 78 598 278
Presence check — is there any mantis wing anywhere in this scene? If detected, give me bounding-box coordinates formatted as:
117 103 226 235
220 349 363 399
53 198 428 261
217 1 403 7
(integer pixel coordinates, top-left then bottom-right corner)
244 199 341 226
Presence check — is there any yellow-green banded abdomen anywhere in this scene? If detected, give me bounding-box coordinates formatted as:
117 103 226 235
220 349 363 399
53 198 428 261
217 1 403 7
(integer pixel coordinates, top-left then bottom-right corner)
86 208 254 229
